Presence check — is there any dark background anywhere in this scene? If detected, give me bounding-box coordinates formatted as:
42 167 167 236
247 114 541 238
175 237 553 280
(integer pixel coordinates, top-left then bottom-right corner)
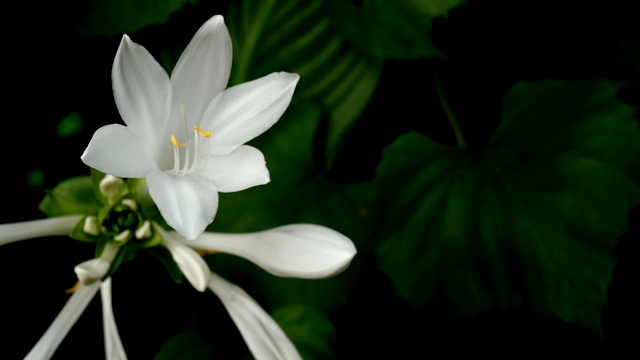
2 0 638 358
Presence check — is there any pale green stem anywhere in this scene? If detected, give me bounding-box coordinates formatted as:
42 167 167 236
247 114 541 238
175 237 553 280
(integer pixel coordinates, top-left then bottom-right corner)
433 69 466 149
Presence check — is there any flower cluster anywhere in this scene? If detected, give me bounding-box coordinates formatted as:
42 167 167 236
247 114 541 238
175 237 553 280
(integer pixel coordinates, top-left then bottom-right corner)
0 14 356 360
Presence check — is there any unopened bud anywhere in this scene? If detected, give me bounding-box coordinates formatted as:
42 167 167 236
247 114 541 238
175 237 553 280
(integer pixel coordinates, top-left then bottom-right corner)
121 198 138 210
100 174 124 203
83 216 101 236
74 258 109 285
114 229 131 242
135 220 152 239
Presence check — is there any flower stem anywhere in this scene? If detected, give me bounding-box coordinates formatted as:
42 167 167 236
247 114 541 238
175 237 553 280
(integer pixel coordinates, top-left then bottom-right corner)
433 69 466 149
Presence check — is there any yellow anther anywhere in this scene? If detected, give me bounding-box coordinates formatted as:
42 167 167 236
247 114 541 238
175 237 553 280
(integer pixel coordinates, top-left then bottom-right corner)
65 280 81 294
194 126 212 138
170 134 186 147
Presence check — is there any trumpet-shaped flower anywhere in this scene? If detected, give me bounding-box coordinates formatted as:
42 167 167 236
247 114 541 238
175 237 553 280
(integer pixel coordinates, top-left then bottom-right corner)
1 217 126 359
1 211 357 360
81 14 300 240
158 224 357 360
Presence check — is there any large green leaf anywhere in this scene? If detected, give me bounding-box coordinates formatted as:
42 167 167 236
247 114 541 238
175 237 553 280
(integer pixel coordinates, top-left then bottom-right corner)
328 0 467 59
225 0 381 166
74 0 197 36
374 79 640 335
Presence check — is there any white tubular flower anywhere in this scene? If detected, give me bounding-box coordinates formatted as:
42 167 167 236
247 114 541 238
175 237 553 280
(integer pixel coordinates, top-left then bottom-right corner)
208 272 302 360
74 242 120 285
157 225 211 292
24 279 126 360
161 224 356 360
1 217 127 358
24 282 101 360
101 278 127 360
0 215 82 247
81 14 300 241
179 224 357 278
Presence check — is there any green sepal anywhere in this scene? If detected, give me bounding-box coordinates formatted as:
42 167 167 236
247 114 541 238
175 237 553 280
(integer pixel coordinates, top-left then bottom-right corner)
39 176 102 217
89 168 109 205
146 246 183 284
69 215 101 243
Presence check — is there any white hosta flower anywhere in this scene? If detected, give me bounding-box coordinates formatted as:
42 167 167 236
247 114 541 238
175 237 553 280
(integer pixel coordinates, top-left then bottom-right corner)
0 215 82 246
23 279 126 360
160 224 357 360
1 216 357 360
74 242 120 285
1 219 126 359
81 14 300 241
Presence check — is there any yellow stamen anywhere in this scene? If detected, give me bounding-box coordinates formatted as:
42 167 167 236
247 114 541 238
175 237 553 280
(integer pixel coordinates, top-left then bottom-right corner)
65 280 81 294
194 125 211 138
171 134 186 147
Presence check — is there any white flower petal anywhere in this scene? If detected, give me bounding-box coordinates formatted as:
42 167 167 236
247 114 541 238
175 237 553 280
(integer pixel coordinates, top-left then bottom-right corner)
170 15 232 130
203 72 300 155
112 34 171 145
81 124 159 178
101 278 127 360
0 215 82 246
24 282 101 360
208 272 302 360
74 243 120 285
158 226 211 292
75 258 110 285
182 224 357 279
202 145 270 192
147 170 218 241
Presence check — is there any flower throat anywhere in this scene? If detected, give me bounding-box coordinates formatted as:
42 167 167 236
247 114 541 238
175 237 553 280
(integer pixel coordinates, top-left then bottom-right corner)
169 104 211 176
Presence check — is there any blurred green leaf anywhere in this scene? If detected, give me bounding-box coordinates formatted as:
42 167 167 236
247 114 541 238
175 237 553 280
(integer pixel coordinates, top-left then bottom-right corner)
226 0 381 166
25 170 45 187
75 0 197 36
272 304 337 360
328 0 467 59
374 79 640 335
153 330 216 360
57 111 83 137
39 176 103 217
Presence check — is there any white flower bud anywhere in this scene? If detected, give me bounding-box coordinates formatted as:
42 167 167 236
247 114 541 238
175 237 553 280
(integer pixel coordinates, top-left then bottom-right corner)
114 229 131 242
135 220 152 239
74 258 110 285
83 216 101 236
120 198 138 210
99 175 124 203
